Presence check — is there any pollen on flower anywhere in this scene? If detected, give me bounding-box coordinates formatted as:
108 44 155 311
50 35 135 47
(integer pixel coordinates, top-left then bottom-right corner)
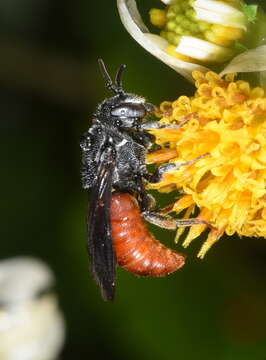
147 71 266 258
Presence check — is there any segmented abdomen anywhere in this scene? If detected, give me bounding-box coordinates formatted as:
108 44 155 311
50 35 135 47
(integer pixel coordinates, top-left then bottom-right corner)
111 193 185 276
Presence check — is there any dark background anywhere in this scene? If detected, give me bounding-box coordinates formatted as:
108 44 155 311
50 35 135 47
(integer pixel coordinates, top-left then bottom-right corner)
1 0 266 359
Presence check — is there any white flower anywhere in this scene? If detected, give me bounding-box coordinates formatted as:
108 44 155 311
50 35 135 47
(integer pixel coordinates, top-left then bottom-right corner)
0 257 65 360
117 0 266 82
117 0 209 81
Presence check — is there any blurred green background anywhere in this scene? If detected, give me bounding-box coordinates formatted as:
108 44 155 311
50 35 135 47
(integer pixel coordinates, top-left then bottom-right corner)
1 0 266 359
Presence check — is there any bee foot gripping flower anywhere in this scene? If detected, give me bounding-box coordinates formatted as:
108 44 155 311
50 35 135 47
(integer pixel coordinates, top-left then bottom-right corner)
147 71 266 258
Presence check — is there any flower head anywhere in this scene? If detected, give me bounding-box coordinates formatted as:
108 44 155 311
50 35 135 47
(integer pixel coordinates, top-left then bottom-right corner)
150 0 246 63
0 257 65 359
147 71 266 258
117 0 266 81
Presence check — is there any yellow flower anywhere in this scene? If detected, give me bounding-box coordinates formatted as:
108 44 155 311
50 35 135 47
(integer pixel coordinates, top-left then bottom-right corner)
147 71 266 258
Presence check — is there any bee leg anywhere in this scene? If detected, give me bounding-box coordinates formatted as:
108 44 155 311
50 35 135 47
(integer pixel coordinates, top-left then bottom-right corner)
156 202 176 215
147 153 209 183
137 186 203 230
142 211 215 230
134 129 154 148
138 192 156 212
140 118 189 130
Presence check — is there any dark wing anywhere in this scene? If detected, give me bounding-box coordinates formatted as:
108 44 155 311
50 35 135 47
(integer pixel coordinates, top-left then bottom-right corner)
87 144 116 301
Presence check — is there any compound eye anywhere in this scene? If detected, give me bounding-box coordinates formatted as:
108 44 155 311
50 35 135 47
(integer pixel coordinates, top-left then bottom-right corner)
111 104 146 118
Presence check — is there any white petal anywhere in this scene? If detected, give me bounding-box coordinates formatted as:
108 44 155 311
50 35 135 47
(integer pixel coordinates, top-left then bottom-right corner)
176 36 233 62
195 7 246 30
160 0 172 4
0 295 65 360
0 258 65 360
220 45 266 76
117 0 209 82
194 0 246 30
195 0 237 13
0 257 54 304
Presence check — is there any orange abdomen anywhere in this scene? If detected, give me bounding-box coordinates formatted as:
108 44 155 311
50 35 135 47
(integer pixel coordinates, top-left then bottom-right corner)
111 193 185 276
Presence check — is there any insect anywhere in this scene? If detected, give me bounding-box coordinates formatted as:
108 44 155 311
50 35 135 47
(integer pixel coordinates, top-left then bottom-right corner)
111 192 185 276
80 59 212 301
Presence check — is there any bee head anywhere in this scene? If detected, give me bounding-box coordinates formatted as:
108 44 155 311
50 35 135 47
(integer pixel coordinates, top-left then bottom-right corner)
97 59 155 129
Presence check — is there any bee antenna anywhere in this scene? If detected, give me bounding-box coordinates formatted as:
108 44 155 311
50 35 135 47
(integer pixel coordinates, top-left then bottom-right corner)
98 59 125 96
115 64 126 90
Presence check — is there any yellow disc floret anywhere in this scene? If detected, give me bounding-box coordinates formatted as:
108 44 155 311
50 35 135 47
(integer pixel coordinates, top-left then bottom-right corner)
149 8 167 28
148 71 266 258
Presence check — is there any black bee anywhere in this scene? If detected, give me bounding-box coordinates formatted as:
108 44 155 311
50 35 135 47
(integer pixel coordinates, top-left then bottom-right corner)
80 60 211 301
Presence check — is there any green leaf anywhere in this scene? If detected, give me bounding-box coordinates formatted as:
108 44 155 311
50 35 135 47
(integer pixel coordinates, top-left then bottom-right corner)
242 4 258 23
